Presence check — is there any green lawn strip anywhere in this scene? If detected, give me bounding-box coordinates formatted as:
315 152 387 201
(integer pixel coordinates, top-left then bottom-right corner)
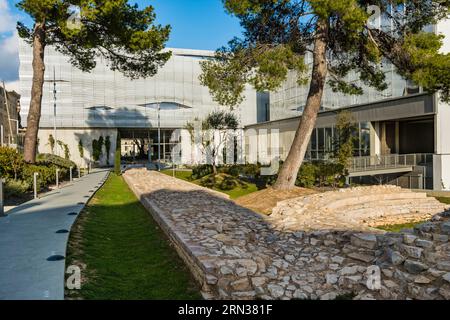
436 197 450 205
220 183 259 199
376 221 427 233
65 173 201 300
160 169 258 199
160 169 195 181
372 196 450 233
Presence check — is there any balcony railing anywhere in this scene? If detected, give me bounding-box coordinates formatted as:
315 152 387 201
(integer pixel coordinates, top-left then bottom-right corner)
348 153 433 173
306 153 433 173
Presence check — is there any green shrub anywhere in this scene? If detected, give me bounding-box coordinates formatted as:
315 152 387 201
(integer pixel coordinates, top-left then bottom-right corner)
192 164 213 179
296 163 317 188
22 164 56 191
295 161 346 188
36 153 76 169
219 164 261 178
199 173 250 191
92 136 104 162
78 139 84 159
56 140 70 160
219 175 238 190
0 147 23 180
114 132 121 175
105 136 111 165
315 162 345 187
199 175 216 188
4 179 31 197
48 134 55 154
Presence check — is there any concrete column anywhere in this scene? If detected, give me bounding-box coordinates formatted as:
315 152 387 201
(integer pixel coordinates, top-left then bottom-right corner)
433 17 450 190
180 129 192 165
163 130 166 161
434 98 450 190
370 121 381 157
380 122 387 155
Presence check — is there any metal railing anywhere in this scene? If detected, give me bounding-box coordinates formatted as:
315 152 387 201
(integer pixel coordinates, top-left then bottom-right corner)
348 153 433 173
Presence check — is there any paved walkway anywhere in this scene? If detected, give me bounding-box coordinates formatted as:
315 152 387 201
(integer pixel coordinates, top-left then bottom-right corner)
0 169 109 300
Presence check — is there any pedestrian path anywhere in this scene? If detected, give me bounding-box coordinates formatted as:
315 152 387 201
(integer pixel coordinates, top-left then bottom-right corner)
0 169 110 300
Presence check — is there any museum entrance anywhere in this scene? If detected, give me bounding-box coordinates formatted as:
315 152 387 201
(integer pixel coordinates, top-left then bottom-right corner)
118 128 177 164
379 116 434 155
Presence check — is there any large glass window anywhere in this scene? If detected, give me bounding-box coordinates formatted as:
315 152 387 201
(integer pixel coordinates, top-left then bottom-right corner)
325 127 333 155
360 122 371 156
311 128 317 150
305 122 371 160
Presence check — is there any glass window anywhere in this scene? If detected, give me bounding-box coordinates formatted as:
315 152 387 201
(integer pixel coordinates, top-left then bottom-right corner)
318 128 325 150
325 127 333 153
311 128 317 150
360 122 371 156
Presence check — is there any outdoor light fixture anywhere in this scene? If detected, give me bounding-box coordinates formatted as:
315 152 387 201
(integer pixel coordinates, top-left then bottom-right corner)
44 67 70 152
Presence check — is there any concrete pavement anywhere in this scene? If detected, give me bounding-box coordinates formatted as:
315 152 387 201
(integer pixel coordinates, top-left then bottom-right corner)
0 169 110 300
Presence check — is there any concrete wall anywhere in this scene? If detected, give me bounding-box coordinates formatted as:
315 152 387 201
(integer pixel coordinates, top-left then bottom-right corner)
437 18 450 54
434 99 450 190
37 128 118 168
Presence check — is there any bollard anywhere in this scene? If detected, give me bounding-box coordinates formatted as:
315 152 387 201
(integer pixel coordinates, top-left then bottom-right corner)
0 178 4 217
78 167 81 179
33 172 39 199
70 166 73 182
89 162 92 174
56 169 60 189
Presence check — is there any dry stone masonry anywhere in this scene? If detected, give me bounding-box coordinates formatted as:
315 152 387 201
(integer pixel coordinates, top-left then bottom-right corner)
269 185 449 232
123 169 450 300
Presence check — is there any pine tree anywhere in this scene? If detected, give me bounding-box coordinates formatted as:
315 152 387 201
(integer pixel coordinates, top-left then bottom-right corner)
17 0 171 163
201 0 450 189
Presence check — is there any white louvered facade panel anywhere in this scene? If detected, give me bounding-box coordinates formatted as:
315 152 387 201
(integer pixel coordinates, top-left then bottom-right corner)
19 41 258 130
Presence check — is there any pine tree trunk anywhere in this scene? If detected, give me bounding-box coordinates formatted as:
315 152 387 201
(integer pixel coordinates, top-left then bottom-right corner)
273 21 329 190
23 23 46 163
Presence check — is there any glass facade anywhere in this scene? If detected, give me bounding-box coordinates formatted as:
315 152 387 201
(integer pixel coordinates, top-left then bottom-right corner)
256 92 270 123
269 60 419 122
306 122 371 160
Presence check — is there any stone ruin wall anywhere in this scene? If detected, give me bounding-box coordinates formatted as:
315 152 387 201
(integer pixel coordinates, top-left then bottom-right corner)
123 169 450 300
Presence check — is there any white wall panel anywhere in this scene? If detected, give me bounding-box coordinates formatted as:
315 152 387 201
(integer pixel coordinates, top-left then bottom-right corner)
19 42 258 130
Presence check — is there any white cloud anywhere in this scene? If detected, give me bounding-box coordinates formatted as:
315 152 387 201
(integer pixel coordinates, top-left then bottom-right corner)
0 0 19 83
0 31 19 83
0 0 16 33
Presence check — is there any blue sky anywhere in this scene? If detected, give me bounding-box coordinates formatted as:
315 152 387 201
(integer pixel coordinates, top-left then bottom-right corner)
0 0 243 91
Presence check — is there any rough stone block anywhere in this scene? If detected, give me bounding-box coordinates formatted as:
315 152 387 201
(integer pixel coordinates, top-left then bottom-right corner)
437 261 450 272
351 234 378 249
415 239 434 248
401 245 423 259
404 260 429 274
441 222 450 235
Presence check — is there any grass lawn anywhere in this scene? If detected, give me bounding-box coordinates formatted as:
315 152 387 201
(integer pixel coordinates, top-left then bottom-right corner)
376 196 450 232
160 169 259 199
160 169 194 181
436 197 450 204
65 173 201 300
376 221 427 233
